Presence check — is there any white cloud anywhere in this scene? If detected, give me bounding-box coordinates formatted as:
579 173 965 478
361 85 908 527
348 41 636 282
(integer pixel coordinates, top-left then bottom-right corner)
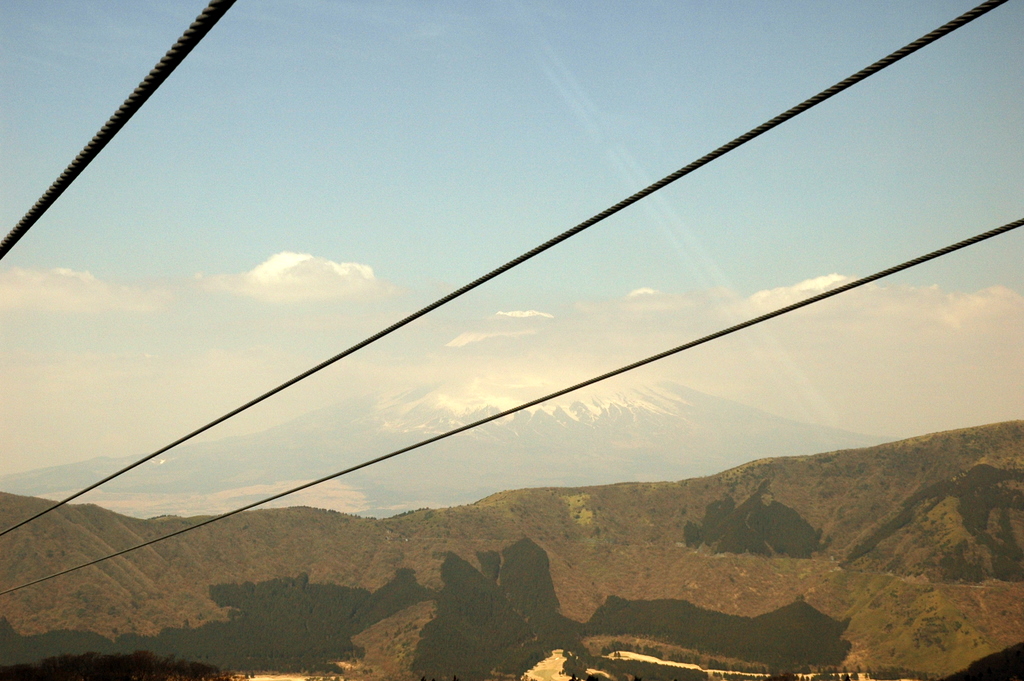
445 329 536 348
627 287 661 297
201 251 395 303
747 273 850 309
0 267 169 313
447 310 554 347
495 310 553 318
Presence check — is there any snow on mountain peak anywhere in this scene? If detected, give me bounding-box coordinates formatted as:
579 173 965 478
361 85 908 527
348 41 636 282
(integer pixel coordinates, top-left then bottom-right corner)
368 382 698 435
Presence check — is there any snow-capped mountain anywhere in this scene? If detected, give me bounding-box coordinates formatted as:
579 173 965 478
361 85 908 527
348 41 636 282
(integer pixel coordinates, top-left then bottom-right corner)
0 382 887 517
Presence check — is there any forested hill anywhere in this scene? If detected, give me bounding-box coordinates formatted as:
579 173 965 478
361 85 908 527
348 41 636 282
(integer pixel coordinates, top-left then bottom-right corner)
0 420 1022 677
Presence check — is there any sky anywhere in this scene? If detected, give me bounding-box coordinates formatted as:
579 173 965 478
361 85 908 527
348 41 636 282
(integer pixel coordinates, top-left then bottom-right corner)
0 0 1022 479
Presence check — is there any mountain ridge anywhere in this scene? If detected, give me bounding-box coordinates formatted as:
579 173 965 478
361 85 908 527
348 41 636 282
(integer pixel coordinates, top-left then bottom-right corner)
0 420 1022 676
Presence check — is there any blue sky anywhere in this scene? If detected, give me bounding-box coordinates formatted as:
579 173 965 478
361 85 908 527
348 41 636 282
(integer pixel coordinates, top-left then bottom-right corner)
0 1 1022 476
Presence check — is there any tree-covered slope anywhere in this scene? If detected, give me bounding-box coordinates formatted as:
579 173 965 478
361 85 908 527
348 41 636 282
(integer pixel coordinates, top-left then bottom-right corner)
940 641 1024 681
0 420 1022 676
0 569 431 672
586 596 849 668
0 538 848 678
845 464 1024 580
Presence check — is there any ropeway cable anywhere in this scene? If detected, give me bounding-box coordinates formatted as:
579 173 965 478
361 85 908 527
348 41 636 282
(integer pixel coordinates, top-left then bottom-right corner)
1 215 1020 598
0 0 1007 541
0 0 237 262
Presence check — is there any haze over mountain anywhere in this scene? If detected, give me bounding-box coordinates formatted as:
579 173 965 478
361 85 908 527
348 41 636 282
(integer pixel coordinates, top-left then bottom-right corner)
0 382 884 517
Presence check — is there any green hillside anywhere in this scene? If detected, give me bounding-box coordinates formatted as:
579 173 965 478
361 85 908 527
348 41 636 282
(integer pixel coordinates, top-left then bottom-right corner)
846 464 1024 580
0 420 1022 677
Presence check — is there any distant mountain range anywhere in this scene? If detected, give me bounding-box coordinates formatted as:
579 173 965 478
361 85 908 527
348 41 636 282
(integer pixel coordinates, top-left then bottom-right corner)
0 420 1021 679
0 382 886 517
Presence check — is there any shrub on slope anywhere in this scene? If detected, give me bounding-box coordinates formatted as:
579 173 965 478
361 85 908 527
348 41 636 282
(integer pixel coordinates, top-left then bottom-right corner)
0 650 230 681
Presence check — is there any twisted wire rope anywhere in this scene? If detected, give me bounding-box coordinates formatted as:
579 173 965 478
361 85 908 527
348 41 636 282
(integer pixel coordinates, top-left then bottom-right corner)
0 0 237 261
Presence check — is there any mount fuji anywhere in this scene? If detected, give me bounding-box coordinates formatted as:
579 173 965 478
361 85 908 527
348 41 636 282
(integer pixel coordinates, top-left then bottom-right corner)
0 382 887 517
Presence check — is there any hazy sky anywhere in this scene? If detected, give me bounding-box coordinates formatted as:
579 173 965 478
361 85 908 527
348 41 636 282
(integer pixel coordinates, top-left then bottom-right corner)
1 1 1022 477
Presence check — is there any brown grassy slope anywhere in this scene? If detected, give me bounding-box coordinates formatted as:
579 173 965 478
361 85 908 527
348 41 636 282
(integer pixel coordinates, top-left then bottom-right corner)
0 498 391 636
0 421 1022 675
349 600 436 681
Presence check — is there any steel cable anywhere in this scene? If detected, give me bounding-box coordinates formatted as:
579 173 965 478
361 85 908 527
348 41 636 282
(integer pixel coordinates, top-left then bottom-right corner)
1 216 1020 598
0 0 237 261
0 0 1008 539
